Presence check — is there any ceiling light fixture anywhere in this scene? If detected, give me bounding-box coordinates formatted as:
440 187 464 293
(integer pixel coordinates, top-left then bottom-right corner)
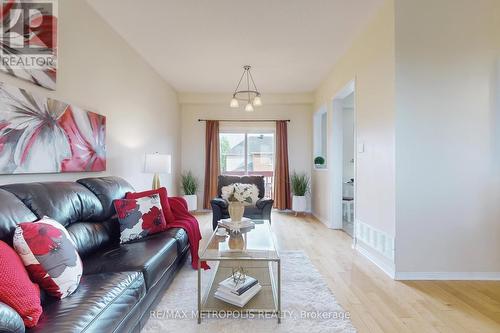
230 65 262 111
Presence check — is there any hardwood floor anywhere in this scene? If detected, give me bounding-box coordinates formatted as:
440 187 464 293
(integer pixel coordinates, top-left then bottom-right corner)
195 211 500 333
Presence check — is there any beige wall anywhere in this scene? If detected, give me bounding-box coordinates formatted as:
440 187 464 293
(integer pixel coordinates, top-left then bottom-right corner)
0 0 181 193
179 93 314 208
394 0 500 274
313 0 396 236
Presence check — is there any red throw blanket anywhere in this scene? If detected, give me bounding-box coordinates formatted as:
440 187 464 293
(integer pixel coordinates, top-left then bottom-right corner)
168 197 210 270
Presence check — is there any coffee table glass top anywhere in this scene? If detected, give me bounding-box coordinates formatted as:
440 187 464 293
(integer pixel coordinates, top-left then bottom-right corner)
200 220 279 261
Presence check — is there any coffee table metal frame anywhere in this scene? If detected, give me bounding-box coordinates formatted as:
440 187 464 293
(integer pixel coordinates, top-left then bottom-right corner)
197 220 281 324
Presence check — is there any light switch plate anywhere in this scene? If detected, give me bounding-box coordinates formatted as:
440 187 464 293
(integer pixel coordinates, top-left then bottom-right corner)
357 143 365 153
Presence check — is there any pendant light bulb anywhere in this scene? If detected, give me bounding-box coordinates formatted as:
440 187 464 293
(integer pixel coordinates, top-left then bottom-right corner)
253 95 262 106
230 97 239 108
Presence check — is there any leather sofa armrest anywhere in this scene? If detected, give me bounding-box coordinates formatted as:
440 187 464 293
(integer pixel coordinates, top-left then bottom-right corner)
0 302 25 333
256 198 274 209
210 198 228 209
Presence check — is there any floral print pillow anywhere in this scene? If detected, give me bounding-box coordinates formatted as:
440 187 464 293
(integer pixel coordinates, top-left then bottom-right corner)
13 217 83 299
113 194 166 244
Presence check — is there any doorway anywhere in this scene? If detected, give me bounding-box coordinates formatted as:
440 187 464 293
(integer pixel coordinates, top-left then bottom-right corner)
329 81 356 238
341 93 355 236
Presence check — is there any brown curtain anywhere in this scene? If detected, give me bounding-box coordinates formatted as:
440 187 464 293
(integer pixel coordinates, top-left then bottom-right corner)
203 120 220 209
274 120 291 210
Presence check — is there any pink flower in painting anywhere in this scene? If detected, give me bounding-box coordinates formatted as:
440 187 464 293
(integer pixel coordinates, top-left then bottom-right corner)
0 83 71 173
0 83 106 174
58 106 106 172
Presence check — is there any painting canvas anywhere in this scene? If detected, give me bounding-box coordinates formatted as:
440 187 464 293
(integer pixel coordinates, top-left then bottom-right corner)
0 82 106 174
0 0 58 90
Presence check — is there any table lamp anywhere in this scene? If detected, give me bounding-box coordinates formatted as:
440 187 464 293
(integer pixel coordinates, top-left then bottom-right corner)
144 153 171 190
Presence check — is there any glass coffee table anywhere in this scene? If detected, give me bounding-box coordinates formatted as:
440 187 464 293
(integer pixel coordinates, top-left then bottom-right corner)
198 220 281 323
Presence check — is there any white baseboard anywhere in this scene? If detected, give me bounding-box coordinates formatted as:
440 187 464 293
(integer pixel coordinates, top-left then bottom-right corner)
311 213 329 227
394 271 500 281
355 242 395 279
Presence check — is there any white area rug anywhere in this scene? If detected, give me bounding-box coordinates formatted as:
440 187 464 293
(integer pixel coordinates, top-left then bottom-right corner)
143 251 356 333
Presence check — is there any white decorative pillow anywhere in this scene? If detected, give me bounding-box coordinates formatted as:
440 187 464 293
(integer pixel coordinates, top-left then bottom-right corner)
113 194 166 244
13 217 83 299
221 183 260 206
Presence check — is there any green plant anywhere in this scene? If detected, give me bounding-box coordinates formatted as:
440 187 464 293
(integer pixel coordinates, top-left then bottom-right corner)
181 171 198 195
314 156 325 165
290 171 310 196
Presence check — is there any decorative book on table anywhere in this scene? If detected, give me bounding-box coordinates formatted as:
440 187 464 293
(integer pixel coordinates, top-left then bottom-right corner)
219 276 258 295
218 218 255 229
214 275 261 307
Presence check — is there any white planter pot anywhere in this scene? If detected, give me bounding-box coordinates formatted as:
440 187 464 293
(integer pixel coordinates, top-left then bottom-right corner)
292 195 307 213
183 194 197 212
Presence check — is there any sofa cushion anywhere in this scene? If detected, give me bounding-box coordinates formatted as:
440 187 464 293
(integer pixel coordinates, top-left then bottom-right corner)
83 231 178 290
0 188 37 244
114 194 166 244
0 240 42 328
28 272 145 333
1 182 104 226
66 219 120 258
77 177 134 220
126 187 176 225
13 217 83 299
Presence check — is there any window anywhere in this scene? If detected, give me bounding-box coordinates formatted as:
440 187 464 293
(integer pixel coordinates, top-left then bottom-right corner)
220 132 274 197
313 106 327 169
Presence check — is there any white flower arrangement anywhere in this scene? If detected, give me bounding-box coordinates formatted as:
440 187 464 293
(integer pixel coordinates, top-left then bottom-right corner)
221 183 260 206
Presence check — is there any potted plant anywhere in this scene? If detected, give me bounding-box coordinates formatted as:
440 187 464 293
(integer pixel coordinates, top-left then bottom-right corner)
181 171 198 211
291 171 310 215
314 156 325 169
221 183 259 222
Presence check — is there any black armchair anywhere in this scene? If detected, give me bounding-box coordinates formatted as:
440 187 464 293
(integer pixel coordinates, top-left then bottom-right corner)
210 175 274 229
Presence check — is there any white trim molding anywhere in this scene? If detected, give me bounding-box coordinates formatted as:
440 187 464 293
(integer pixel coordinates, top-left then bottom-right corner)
394 272 500 281
355 242 395 279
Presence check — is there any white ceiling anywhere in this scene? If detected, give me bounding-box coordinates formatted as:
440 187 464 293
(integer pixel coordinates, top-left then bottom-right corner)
87 0 383 93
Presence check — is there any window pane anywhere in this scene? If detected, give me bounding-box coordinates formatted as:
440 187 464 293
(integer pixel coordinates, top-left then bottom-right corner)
247 133 274 173
220 133 246 173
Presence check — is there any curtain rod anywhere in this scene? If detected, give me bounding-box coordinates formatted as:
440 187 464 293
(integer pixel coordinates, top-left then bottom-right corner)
198 119 290 122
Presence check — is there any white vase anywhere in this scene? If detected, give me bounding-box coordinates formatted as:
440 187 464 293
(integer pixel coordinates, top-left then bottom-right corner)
292 195 307 213
183 194 197 211
228 202 245 222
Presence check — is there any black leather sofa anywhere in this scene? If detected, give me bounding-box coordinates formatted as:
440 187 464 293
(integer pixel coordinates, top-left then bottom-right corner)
210 175 274 229
0 177 190 333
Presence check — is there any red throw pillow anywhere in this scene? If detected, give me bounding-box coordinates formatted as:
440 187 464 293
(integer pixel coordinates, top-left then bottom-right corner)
126 187 175 225
114 194 166 244
0 240 42 327
13 217 83 299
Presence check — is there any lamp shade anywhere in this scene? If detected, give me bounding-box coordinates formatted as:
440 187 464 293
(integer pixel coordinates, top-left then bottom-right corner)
144 153 171 174
253 95 262 106
230 98 239 108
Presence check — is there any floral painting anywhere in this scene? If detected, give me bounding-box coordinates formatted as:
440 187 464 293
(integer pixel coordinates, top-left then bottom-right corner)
0 82 106 174
0 0 58 90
